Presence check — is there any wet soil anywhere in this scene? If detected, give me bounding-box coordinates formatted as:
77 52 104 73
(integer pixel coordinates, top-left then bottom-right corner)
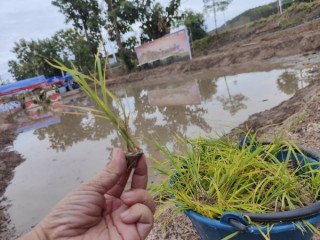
147 76 320 240
108 20 320 85
0 111 24 239
1 21 320 239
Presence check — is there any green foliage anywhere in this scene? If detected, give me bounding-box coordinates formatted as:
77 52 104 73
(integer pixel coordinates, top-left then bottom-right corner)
0 76 9 86
52 0 103 55
151 132 320 223
203 0 233 13
8 38 64 80
105 0 140 48
139 0 181 43
102 0 181 69
193 36 210 52
178 10 207 41
227 0 318 29
257 18 267 29
228 3 277 27
8 28 95 80
139 2 169 42
118 49 137 71
53 29 95 73
295 1 313 11
203 0 233 33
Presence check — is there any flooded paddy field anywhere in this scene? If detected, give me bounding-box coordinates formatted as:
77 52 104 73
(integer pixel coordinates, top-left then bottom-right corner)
1 59 319 237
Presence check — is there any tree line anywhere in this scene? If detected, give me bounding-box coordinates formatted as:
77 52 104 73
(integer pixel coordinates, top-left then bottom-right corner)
7 0 231 81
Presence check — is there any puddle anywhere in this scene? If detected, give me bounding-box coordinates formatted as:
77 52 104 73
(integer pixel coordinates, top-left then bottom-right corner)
2 66 317 236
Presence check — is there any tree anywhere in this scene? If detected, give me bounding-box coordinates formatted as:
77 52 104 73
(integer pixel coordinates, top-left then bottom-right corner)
8 29 95 80
52 0 103 56
103 0 143 71
53 29 95 73
139 0 181 43
0 76 9 86
8 38 64 80
102 0 181 70
203 0 232 35
178 10 207 41
104 0 139 50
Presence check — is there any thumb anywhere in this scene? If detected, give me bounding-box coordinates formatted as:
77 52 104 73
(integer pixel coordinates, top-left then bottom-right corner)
82 148 127 194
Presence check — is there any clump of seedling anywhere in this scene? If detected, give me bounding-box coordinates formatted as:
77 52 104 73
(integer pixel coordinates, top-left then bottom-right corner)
151 131 320 238
48 55 142 170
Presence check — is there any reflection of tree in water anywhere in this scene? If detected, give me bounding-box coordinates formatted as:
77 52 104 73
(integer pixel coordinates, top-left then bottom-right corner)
124 85 212 153
34 113 114 151
217 77 248 116
35 79 215 153
277 71 299 95
198 76 218 101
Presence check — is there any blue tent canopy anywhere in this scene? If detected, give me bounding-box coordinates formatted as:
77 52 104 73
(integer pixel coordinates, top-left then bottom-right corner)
0 75 46 95
47 76 64 83
63 72 73 80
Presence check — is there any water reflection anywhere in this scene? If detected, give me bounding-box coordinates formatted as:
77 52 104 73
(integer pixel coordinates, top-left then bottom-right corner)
148 80 201 106
276 69 313 95
198 76 218 101
25 80 212 154
277 71 300 94
5 67 317 237
17 103 62 133
217 76 248 115
120 81 212 153
34 113 114 151
17 68 314 153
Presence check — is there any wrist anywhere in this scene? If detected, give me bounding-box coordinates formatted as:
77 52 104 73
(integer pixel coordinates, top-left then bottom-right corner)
19 223 49 240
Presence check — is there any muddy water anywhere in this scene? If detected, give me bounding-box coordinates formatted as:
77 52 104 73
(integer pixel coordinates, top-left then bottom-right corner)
2 66 316 236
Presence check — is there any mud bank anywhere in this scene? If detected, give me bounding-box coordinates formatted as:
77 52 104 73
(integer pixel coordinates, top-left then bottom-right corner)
147 76 320 240
0 111 24 239
108 21 320 85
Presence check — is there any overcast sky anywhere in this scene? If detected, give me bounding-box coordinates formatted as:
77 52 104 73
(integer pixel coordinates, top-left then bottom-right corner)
0 0 274 81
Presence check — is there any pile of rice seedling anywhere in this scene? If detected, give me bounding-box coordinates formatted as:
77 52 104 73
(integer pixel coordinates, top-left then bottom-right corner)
152 133 320 220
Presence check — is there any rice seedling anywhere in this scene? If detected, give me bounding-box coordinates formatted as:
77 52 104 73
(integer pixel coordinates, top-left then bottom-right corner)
151 130 320 239
47 54 142 170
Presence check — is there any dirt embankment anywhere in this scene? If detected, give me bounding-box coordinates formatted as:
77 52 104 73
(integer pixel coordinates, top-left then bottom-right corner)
0 111 24 238
147 75 320 240
108 20 320 85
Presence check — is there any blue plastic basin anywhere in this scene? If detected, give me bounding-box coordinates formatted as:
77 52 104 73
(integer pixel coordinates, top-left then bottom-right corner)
186 210 320 240
184 144 320 240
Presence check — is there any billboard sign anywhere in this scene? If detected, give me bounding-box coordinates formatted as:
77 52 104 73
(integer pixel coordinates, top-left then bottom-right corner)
135 28 192 66
148 80 201 107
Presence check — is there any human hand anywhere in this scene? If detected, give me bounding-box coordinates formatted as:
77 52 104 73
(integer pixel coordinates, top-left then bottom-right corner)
20 148 155 240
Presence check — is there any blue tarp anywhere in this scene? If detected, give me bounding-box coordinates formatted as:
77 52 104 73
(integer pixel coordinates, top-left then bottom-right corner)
17 116 61 133
63 72 73 80
47 76 64 83
0 75 47 94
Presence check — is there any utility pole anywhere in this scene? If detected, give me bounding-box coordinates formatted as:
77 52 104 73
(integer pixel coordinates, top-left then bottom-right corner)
278 0 283 14
213 0 218 35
